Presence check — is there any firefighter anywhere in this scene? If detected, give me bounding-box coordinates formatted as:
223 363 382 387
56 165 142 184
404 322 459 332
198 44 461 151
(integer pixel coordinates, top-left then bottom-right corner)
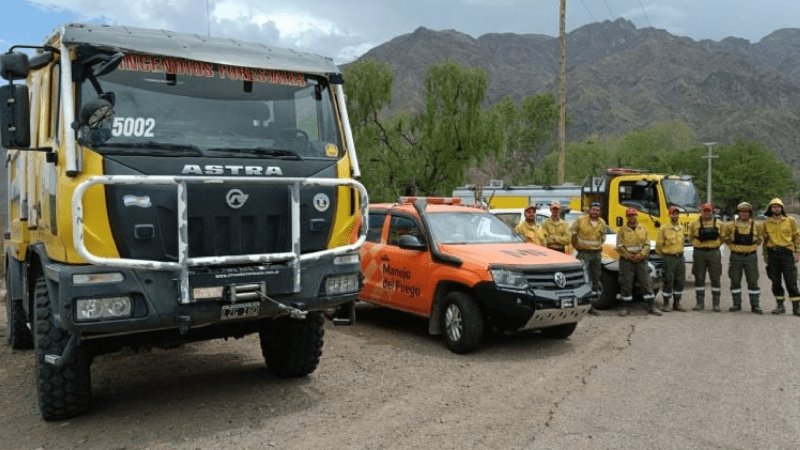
762 198 800 316
616 207 661 317
571 201 607 314
541 202 571 254
690 203 723 311
722 202 764 313
655 206 686 312
514 204 544 245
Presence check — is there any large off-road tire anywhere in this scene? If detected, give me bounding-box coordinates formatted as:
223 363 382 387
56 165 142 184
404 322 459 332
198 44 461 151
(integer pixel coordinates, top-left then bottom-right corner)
259 311 324 378
6 269 34 349
593 269 619 310
540 322 578 339
441 292 483 354
33 277 92 421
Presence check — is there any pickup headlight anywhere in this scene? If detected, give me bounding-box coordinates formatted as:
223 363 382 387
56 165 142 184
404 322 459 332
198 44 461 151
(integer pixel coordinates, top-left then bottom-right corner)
490 268 529 290
75 296 133 321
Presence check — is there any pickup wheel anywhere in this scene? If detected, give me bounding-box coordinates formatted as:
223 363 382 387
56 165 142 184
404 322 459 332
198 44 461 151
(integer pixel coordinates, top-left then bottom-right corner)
260 311 324 378
540 322 578 339
6 270 33 349
33 277 92 421
441 292 483 354
593 269 619 310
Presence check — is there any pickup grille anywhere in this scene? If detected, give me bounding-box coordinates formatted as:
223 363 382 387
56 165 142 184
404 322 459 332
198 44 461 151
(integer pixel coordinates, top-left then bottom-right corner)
524 267 585 290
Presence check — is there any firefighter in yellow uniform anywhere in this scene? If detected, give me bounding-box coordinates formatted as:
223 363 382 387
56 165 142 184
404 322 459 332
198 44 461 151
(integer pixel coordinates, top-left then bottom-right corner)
655 206 686 312
722 201 764 313
690 203 723 311
762 198 800 316
514 204 544 245
541 202 571 254
616 208 661 316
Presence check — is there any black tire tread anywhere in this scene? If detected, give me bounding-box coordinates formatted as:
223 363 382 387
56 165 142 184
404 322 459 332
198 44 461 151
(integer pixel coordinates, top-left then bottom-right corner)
259 311 324 378
593 269 619 310
6 288 34 349
441 292 483 354
34 277 92 421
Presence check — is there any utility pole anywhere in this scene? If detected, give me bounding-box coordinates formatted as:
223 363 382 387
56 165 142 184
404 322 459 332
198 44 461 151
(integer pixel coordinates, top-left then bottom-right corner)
558 0 567 184
701 142 718 204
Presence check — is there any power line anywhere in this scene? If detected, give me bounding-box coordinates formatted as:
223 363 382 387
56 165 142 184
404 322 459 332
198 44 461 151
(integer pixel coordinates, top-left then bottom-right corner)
580 0 598 22
601 0 616 19
637 0 651 27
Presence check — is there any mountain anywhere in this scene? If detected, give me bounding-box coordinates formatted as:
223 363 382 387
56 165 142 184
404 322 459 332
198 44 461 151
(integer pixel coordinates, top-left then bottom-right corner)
349 19 800 174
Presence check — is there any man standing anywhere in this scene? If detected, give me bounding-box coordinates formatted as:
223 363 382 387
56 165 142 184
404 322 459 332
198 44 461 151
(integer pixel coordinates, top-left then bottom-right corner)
655 206 686 312
762 198 800 316
515 204 543 245
616 208 661 317
541 202 571 254
722 202 764 313
571 201 607 313
690 203 723 311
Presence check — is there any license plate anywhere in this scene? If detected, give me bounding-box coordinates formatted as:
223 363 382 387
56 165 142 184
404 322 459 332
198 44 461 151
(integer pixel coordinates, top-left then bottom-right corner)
221 302 260 320
560 298 575 309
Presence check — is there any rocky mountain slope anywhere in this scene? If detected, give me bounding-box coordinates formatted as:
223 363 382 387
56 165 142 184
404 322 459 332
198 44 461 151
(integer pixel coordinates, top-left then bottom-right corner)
351 18 800 173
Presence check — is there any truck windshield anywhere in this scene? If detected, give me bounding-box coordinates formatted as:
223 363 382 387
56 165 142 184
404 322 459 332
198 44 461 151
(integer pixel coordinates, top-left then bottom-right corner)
79 54 342 159
662 179 701 212
427 212 522 244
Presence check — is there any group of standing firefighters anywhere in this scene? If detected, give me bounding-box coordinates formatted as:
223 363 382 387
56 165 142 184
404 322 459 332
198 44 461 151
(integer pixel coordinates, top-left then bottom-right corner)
513 198 800 317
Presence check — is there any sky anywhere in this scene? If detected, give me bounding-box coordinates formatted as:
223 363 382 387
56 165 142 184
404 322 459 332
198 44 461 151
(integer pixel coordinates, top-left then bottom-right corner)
0 0 798 64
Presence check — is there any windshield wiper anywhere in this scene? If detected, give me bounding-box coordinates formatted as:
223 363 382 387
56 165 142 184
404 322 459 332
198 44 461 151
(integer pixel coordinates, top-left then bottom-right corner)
96 141 203 156
206 147 302 160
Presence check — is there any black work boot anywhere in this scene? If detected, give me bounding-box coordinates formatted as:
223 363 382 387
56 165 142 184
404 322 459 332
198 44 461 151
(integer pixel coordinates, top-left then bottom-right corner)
673 295 685 312
772 300 785 315
793 301 800 317
661 296 672 312
619 303 630 317
647 300 662 316
750 294 763 314
712 294 721 312
693 294 704 311
729 294 742 312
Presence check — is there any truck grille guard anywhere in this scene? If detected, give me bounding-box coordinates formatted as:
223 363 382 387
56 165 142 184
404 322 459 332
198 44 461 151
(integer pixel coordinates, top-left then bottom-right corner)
72 175 368 304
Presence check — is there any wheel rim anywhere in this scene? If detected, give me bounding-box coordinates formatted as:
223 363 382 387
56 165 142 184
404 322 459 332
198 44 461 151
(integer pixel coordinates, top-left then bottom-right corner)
444 303 463 343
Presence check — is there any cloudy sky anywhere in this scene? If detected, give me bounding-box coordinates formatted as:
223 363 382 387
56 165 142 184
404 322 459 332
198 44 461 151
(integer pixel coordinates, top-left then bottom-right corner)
1 0 798 64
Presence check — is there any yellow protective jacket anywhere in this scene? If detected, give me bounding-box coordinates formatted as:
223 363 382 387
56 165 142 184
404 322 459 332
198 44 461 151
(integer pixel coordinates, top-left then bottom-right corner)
656 222 684 256
515 220 544 246
570 215 606 251
722 219 764 254
616 224 650 261
541 218 571 250
690 217 723 249
763 215 800 252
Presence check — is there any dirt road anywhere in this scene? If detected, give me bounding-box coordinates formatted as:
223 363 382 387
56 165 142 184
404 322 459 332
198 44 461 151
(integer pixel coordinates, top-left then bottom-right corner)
2 256 800 450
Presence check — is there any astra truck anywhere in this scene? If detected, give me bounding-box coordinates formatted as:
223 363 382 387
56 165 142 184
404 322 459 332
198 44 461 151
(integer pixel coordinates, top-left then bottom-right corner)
1 23 367 420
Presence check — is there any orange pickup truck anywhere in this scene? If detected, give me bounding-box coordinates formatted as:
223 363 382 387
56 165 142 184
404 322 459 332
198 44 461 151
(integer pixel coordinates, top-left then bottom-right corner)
359 197 593 353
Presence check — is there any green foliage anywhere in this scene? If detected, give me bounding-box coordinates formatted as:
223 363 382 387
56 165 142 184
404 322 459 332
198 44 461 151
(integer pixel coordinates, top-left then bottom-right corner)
345 59 502 201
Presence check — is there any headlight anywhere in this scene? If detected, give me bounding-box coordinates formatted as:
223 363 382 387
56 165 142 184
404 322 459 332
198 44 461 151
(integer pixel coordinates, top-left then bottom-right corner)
76 296 133 321
490 268 529 290
325 273 360 295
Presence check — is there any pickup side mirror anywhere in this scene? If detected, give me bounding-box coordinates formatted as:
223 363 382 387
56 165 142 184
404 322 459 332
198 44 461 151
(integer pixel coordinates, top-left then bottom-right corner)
0 52 30 81
0 84 30 148
398 234 427 251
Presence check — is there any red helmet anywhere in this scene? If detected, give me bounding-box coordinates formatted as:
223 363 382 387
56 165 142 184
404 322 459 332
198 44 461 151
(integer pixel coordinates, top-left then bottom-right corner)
668 206 679 215
625 207 638 216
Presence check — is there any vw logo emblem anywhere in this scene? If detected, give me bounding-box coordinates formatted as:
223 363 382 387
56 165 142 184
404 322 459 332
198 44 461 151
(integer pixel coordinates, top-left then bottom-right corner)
554 272 567 289
313 193 330 212
225 189 249 209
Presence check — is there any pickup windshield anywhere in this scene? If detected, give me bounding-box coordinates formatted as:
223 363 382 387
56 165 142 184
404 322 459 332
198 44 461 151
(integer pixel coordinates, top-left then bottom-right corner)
427 212 522 244
662 179 701 213
79 54 342 159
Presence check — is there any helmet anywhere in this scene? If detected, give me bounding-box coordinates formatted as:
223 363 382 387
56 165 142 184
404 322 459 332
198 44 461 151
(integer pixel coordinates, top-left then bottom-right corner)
736 202 753 213
668 206 679 215
590 201 602 209
625 207 638 216
550 202 562 211
524 204 537 212
701 203 713 212
765 198 785 217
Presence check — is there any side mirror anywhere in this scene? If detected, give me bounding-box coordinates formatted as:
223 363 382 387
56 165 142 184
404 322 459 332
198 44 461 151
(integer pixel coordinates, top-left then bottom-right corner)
0 52 30 81
79 96 115 129
0 84 30 148
398 234 427 251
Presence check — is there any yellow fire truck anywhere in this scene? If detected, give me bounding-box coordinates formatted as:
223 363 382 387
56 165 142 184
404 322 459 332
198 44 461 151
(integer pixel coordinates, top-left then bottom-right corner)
1 23 367 420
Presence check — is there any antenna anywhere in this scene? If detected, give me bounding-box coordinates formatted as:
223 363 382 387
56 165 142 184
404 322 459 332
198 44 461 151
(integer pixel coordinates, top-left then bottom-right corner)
206 0 211 36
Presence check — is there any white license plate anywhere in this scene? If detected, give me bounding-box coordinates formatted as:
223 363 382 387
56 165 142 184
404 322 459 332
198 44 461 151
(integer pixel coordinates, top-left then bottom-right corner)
221 302 260 320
